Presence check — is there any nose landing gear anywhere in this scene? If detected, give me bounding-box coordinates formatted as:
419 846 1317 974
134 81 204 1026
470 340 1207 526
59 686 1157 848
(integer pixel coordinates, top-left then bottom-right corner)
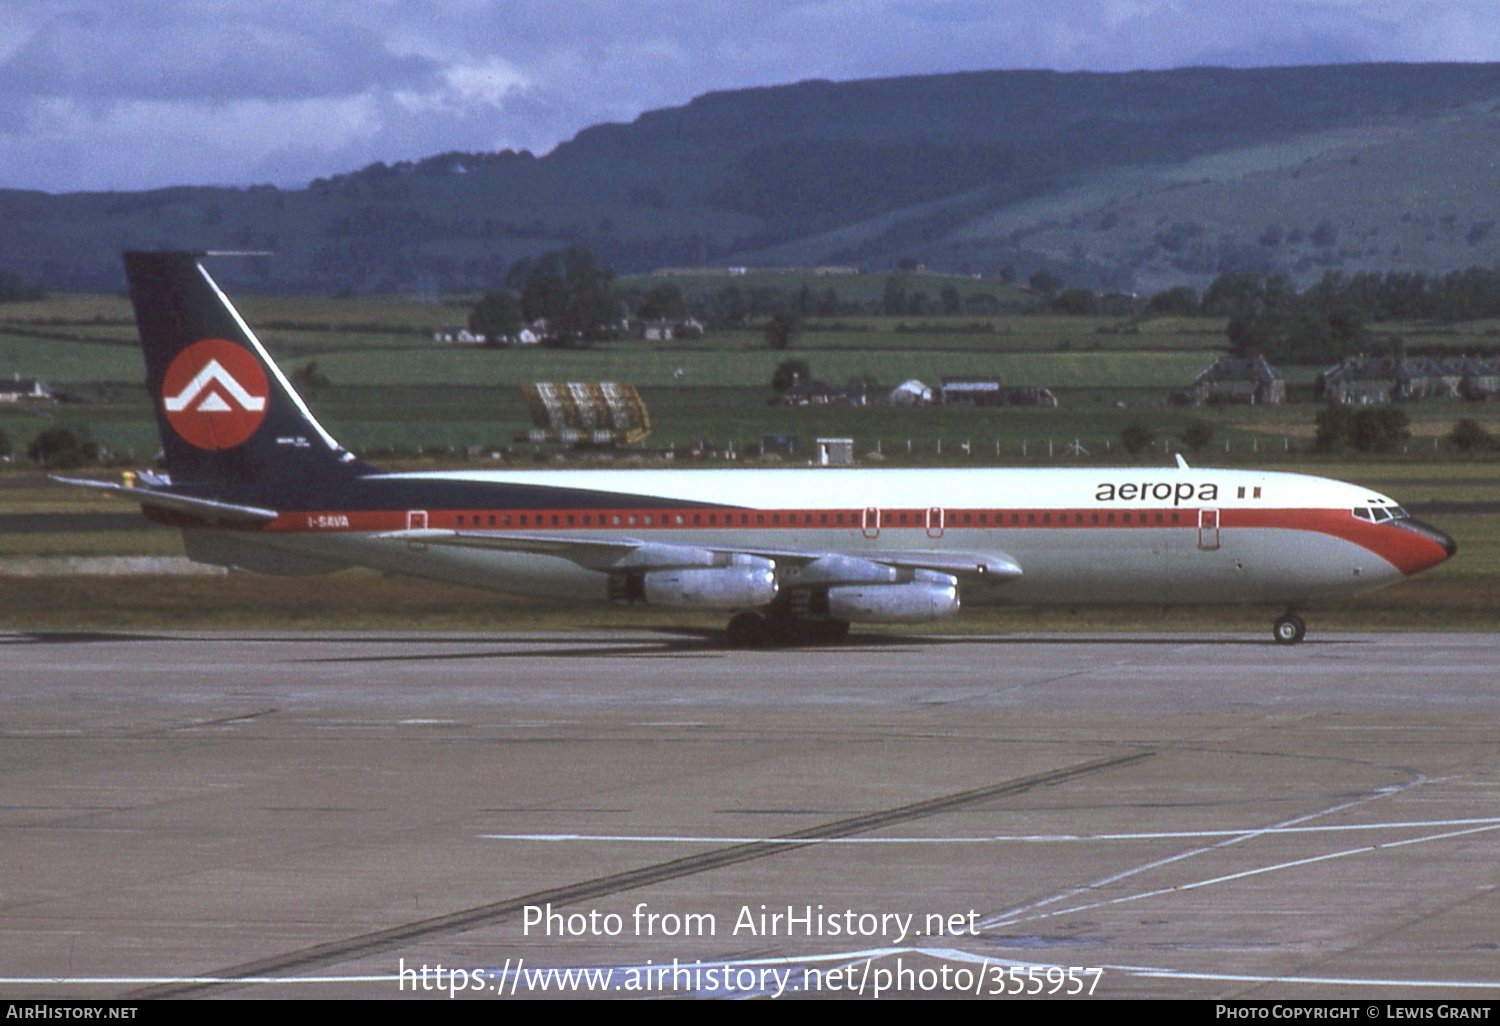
1273 612 1307 645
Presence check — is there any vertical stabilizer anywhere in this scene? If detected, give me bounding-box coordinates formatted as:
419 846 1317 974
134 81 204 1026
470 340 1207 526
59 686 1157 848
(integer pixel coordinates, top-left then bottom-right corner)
124 251 372 507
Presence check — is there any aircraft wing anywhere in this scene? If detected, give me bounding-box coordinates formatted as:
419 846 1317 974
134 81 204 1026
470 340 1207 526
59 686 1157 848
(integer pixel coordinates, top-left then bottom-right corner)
378 529 1022 579
50 475 278 524
377 529 656 571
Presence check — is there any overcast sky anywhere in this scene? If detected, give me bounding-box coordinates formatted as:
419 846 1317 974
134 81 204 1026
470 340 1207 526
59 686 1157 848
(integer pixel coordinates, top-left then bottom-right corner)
4 0 1498 194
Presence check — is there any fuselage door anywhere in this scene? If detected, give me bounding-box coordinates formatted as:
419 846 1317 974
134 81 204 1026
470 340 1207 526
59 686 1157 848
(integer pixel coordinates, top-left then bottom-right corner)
405 510 429 551
862 507 880 539
926 506 945 538
1197 507 1220 550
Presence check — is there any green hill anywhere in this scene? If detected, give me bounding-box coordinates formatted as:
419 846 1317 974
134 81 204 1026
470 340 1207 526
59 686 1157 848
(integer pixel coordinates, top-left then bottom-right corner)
6 63 1500 293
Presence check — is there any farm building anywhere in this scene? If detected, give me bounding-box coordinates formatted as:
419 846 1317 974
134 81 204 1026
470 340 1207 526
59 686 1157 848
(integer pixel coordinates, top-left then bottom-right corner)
433 324 486 344
938 377 1057 407
1190 356 1285 405
637 317 704 341
0 376 55 402
1316 355 1500 403
888 379 934 405
777 380 850 406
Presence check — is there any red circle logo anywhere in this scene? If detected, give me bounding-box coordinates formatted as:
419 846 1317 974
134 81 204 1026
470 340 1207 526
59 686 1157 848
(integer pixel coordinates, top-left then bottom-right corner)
160 339 270 450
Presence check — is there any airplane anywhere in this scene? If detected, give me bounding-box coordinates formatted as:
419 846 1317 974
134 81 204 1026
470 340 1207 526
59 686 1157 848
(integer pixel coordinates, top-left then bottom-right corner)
57 251 1457 647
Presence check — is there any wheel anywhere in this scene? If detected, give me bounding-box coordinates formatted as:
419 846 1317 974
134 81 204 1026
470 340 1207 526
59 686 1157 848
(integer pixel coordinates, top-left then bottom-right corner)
812 619 851 644
765 616 851 646
1273 614 1306 645
725 611 769 648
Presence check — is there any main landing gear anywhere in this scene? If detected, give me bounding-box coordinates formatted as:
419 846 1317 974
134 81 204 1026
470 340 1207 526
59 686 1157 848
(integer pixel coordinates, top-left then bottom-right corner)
1273 611 1307 645
724 611 851 648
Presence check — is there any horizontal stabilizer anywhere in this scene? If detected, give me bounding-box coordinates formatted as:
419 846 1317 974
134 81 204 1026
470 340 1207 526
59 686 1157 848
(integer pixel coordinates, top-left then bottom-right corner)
51 476 278 524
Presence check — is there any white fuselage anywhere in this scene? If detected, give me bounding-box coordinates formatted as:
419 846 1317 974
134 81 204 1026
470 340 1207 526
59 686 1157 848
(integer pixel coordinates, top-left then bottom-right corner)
191 465 1447 611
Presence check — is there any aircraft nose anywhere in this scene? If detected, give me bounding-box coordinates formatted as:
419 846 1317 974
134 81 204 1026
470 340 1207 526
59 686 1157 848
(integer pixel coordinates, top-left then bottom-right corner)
1402 518 1458 567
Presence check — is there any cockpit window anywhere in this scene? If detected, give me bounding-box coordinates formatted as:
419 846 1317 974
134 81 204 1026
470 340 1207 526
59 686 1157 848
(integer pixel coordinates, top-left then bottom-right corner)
1371 506 1392 522
1353 508 1372 521
1390 506 1408 519
1354 505 1408 522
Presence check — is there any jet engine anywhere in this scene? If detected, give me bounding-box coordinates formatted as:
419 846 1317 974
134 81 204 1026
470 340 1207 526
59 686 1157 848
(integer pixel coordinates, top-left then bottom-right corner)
824 571 960 623
610 556 777 609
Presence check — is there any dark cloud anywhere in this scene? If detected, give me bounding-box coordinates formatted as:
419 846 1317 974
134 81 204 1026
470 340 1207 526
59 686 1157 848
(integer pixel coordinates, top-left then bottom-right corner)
0 8 438 101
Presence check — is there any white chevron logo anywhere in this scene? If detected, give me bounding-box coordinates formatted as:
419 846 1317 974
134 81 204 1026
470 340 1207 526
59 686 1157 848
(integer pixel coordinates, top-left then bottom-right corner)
163 359 266 413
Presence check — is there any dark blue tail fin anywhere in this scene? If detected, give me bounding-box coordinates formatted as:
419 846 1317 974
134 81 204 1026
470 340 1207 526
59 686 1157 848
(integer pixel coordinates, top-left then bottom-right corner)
124 251 374 508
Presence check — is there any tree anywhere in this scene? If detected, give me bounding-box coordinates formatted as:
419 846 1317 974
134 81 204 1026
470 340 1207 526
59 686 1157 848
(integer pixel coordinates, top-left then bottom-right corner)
764 308 802 350
1050 287 1097 315
0 270 46 302
1314 404 1353 451
1181 420 1216 453
1349 406 1410 453
637 283 685 321
509 245 621 344
940 285 961 315
881 276 906 316
1449 418 1493 452
27 427 93 469
771 359 810 392
291 361 330 398
1316 405 1410 453
1120 422 1155 455
1202 272 1264 317
469 291 522 342
1028 269 1062 299
0 427 11 459
1145 286 1199 318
